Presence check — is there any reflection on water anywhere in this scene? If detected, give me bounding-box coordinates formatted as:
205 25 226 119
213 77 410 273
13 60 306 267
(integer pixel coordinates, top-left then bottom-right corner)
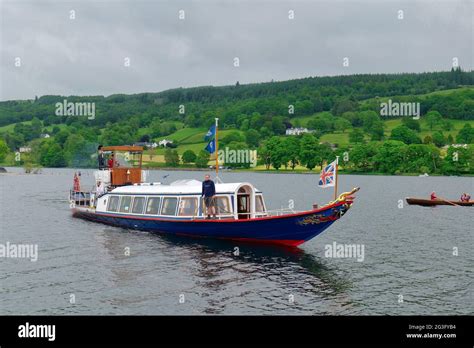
94 227 353 314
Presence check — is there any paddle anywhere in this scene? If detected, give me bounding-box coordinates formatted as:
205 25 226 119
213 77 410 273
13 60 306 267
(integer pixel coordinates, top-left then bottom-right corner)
437 197 459 206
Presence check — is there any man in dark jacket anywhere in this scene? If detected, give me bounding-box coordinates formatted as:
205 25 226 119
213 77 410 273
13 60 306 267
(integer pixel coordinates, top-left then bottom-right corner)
202 174 216 219
98 145 105 169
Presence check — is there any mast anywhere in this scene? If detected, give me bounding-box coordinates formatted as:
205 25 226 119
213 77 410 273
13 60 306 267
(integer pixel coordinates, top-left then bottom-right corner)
334 156 339 200
215 117 219 178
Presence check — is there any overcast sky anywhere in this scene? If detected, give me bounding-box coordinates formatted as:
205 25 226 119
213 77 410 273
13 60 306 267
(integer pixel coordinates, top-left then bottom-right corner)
0 0 472 101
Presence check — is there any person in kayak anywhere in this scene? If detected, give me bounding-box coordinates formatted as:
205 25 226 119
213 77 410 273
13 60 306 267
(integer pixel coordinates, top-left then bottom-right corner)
430 192 437 200
202 174 216 219
460 193 471 202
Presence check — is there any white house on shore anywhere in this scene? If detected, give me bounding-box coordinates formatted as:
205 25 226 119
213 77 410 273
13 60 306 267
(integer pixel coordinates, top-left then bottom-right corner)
134 142 158 149
19 147 32 153
285 127 312 136
442 144 468 150
159 139 174 147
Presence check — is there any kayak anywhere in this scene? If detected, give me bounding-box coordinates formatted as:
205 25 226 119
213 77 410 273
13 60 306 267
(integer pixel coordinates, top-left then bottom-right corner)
406 198 474 206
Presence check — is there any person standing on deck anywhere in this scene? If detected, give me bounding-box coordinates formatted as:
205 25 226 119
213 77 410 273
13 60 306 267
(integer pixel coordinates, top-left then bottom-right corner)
108 153 116 169
430 191 437 200
73 172 81 192
96 180 105 197
202 174 216 219
98 145 105 169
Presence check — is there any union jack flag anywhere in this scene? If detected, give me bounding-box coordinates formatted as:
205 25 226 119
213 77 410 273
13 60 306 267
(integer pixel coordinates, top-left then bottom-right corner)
318 160 337 187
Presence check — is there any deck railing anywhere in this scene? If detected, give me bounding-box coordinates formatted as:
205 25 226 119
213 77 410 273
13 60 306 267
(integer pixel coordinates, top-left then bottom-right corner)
265 208 304 216
69 190 93 208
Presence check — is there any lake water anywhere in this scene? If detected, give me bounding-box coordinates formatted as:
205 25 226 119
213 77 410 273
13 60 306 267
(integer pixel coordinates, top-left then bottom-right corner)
0 168 472 315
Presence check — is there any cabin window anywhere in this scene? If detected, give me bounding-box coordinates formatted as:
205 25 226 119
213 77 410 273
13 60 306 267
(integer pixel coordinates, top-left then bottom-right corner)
119 196 132 213
107 196 120 212
215 196 232 215
145 197 161 215
132 197 145 214
178 197 198 216
161 197 178 216
256 195 265 212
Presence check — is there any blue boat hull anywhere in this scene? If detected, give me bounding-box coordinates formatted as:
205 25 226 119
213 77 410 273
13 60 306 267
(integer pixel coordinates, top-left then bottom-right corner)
72 201 353 247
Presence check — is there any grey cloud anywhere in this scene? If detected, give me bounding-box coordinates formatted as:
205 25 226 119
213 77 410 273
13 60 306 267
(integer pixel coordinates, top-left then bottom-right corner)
0 0 472 100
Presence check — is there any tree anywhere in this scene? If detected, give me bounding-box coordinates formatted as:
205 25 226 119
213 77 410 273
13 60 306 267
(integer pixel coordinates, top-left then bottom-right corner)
332 98 358 115
401 144 441 174
40 142 67 167
52 126 61 135
265 136 285 170
441 145 472 175
100 126 133 146
307 112 334 134
456 123 474 144
425 111 442 130
150 119 176 137
4 132 25 150
443 120 453 131
316 143 334 169
182 150 197 163
164 149 180 167
361 111 380 133
369 121 384 140
401 118 421 132
350 142 379 171
30 117 43 139
0 139 9 163
140 134 151 142
334 118 352 133
195 150 210 168
432 131 446 147
373 140 407 174
423 135 433 144
221 131 244 146
271 117 286 135
239 119 250 131
349 129 365 143
245 129 260 148
259 126 272 138
283 136 300 170
342 111 363 127
299 134 319 170
64 133 94 167
250 113 264 130
258 145 272 170
447 134 454 144
390 125 421 144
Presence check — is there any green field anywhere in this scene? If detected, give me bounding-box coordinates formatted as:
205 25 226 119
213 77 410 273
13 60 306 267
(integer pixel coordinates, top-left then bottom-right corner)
0 121 32 132
0 121 69 134
161 127 206 143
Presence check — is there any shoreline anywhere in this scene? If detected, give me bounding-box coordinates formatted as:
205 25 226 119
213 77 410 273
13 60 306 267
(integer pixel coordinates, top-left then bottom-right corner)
1 165 472 177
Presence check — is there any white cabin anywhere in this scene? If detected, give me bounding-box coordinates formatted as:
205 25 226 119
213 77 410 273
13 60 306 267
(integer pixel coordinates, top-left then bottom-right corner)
95 179 267 220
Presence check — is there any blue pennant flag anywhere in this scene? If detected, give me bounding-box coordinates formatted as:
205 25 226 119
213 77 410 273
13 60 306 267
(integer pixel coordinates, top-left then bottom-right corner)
205 138 216 154
204 125 216 142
